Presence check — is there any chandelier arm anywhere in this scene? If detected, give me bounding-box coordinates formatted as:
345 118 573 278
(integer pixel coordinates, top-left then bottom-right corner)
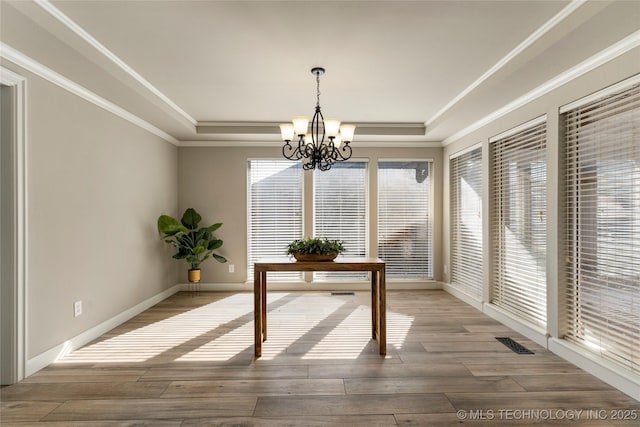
334 142 353 161
282 141 298 160
302 139 314 159
296 135 307 159
302 158 316 170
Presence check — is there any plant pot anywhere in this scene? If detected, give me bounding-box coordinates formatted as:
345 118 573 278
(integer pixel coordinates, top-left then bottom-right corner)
188 268 201 283
293 253 338 262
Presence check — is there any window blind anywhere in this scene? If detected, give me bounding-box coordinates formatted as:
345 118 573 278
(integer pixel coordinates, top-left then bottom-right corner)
248 160 303 281
314 162 368 280
378 161 433 279
490 120 547 326
563 82 640 374
451 146 483 298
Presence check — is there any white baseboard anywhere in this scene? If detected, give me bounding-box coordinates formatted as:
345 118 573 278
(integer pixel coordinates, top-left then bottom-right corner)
442 282 548 347
179 281 443 292
26 284 180 377
549 338 640 401
442 283 483 310
481 303 548 348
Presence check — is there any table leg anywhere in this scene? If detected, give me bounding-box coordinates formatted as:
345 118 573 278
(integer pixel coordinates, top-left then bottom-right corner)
261 271 267 341
254 269 262 357
371 271 378 339
379 267 386 356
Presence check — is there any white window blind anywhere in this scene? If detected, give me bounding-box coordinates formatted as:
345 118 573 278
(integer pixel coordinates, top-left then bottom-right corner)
314 162 368 280
378 161 432 279
490 120 547 326
563 82 640 374
451 147 483 298
248 160 303 281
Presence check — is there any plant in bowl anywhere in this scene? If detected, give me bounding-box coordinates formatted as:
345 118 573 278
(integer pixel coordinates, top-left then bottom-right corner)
286 237 345 262
157 208 227 283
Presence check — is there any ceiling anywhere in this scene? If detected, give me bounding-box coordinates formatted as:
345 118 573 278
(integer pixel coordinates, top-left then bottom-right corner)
3 0 639 145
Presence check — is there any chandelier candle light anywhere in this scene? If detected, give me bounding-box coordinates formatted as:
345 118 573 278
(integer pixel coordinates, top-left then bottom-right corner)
280 67 355 171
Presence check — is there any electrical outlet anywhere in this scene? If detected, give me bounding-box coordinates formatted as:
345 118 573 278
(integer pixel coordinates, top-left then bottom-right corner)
74 301 82 317
228 264 235 273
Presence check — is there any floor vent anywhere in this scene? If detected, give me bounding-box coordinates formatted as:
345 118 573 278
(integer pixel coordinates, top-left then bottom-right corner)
495 337 534 354
331 292 355 296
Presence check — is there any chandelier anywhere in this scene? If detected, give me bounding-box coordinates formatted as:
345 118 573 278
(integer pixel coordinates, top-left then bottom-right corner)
279 67 355 171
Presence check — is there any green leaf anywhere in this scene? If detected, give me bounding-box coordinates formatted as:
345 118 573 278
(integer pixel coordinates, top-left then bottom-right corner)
181 208 201 230
204 223 223 233
213 253 227 263
193 245 206 255
208 239 223 250
158 215 187 236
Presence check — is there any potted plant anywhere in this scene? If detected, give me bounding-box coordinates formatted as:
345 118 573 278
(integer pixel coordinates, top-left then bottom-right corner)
286 237 345 262
157 208 227 283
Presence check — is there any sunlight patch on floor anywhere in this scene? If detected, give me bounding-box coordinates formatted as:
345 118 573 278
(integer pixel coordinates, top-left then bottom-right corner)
55 292 413 364
261 295 346 359
302 305 372 359
179 294 346 361
387 310 415 351
56 293 286 363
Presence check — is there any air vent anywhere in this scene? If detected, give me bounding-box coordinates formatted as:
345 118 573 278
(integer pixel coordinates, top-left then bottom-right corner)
495 337 534 354
331 292 355 296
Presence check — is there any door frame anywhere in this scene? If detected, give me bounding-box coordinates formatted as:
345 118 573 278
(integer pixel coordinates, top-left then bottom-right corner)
1 66 27 384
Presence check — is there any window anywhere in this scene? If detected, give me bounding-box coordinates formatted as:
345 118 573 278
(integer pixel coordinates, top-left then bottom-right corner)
563 81 640 373
490 119 547 326
248 160 303 281
450 146 483 298
378 161 432 279
314 162 368 280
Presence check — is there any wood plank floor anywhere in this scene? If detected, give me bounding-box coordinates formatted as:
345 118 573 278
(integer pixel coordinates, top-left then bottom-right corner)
1 290 638 426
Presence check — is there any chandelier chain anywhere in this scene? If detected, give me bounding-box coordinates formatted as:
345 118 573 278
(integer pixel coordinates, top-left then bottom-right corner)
316 71 321 108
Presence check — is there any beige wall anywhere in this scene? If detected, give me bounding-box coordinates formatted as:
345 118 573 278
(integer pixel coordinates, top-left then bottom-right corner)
178 145 444 284
2 63 179 358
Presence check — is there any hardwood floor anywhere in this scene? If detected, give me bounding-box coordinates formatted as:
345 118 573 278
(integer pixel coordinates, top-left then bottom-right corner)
1 290 638 426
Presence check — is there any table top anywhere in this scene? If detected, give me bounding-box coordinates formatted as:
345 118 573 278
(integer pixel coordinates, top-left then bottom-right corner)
254 257 385 272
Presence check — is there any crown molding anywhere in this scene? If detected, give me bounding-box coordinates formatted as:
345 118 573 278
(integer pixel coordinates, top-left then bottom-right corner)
425 0 586 128
1 43 179 145
197 122 426 136
34 0 197 127
442 29 640 146
180 140 440 148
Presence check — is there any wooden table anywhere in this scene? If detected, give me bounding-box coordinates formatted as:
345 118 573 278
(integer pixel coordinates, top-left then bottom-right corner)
253 257 386 357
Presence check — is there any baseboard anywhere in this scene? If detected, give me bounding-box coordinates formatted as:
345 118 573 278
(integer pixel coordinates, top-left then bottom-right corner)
179 281 443 292
442 283 483 310
25 284 180 377
481 303 548 348
549 338 640 401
